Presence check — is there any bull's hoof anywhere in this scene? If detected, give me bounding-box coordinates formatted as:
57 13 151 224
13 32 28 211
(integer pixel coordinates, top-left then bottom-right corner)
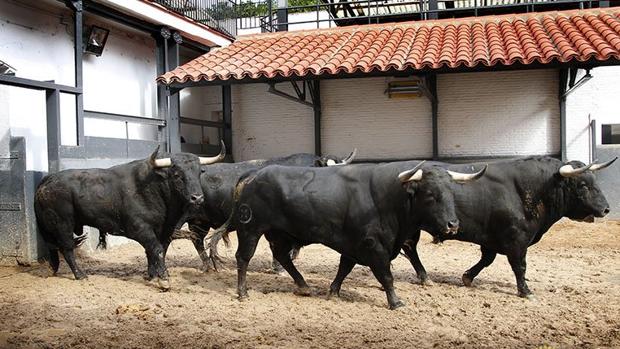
327 288 340 299
157 278 171 291
462 273 474 287
519 292 536 301
389 300 405 310
238 293 249 301
74 273 88 280
419 278 434 286
294 286 312 297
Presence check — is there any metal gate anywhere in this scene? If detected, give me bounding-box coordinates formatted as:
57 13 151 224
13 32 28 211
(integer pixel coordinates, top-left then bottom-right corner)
0 137 26 260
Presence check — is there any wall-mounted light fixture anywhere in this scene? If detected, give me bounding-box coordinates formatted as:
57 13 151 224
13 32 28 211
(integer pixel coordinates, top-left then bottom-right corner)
385 77 436 103
83 25 110 56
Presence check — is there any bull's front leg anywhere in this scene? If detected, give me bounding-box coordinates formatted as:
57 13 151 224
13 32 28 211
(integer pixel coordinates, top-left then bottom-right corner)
401 230 432 285
235 228 261 300
133 231 170 291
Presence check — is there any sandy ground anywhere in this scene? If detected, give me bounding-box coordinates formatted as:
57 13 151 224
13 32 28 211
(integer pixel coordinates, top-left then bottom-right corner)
0 219 619 349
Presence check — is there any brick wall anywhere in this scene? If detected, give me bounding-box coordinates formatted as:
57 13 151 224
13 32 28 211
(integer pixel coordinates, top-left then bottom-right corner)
437 69 560 157
321 77 432 160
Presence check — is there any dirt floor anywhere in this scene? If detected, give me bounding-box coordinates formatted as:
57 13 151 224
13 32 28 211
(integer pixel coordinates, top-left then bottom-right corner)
0 219 619 349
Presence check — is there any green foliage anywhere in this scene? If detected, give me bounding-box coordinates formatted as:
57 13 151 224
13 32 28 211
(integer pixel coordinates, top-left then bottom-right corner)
235 0 321 18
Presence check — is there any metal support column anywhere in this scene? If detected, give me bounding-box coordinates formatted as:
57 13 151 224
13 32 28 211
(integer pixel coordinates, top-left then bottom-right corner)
155 29 169 144
166 31 182 153
310 80 322 156
46 90 61 173
428 74 438 160
559 68 568 162
427 0 438 19
276 0 289 31
222 85 233 159
71 0 85 146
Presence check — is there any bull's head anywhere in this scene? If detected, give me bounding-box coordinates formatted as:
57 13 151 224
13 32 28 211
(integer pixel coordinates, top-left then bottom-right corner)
149 141 226 207
315 149 358 167
399 161 487 236
557 157 616 221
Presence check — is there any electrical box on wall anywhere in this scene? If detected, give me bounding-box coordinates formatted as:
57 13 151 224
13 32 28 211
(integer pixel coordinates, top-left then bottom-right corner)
385 79 424 99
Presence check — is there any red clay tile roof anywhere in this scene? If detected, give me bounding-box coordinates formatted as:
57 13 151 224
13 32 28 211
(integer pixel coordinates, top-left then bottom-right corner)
158 7 620 84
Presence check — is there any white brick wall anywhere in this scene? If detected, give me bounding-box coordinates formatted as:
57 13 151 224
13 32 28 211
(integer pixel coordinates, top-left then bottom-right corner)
438 70 560 157
564 66 620 163
230 71 565 161
321 77 432 160
232 83 314 161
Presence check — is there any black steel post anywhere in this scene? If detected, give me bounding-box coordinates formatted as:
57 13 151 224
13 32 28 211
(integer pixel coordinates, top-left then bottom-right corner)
559 68 568 162
166 32 182 153
155 31 168 144
590 119 597 162
312 80 322 156
428 74 438 160
46 90 62 173
222 85 233 159
72 1 85 146
427 0 438 20
276 0 289 31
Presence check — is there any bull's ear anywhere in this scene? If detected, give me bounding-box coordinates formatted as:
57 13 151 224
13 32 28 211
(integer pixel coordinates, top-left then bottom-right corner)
314 159 324 167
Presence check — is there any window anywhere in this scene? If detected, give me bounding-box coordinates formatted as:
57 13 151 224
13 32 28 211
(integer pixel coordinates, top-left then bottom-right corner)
602 124 620 145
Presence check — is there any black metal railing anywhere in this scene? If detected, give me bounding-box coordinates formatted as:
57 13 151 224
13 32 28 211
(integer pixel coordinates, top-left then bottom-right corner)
151 0 237 37
236 0 605 32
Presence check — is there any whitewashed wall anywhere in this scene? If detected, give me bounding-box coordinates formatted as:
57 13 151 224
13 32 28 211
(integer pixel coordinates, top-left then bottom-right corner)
228 72 561 161
232 83 314 161
565 66 620 163
437 70 560 157
321 77 432 159
0 0 182 171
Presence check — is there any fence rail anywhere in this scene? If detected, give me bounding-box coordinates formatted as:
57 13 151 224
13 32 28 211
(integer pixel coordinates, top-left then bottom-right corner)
151 0 237 37
236 0 604 31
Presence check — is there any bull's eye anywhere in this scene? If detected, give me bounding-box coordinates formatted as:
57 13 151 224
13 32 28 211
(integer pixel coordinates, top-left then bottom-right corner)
201 168 206 173
174 172 182 179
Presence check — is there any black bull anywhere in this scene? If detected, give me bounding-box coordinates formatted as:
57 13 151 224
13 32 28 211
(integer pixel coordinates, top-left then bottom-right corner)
226 162 486 309
34 145 226 289
167 151 356 271
216 156 614 306
401 156 615 298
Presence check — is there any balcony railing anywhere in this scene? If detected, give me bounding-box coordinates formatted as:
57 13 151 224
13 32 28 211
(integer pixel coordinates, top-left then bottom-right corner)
152 0 237 37
237 0 607 33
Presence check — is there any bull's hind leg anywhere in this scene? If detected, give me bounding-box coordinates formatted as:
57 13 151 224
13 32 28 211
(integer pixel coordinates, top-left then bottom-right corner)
266 233 310 296
462 246 496 287
48 248 60 275
328 255 356 298
401 230 432 285
235 228 261 300
507 249 533 299
61 249 87 280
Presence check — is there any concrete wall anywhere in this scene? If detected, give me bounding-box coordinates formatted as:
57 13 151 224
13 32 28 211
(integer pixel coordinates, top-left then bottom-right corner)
438 70 560 157
0 0 180 171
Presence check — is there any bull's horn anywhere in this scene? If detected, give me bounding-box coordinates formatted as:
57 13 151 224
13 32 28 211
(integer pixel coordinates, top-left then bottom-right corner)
341 148 357 165
327 148 358 167
199 140 226 165
590 157 618 172
447 164 487 182
559 162 594 177
153 158 172 168
398 161 426 182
